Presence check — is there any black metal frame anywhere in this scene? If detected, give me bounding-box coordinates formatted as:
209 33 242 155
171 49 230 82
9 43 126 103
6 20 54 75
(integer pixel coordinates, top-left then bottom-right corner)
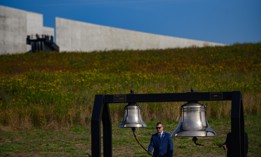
91 91 247 157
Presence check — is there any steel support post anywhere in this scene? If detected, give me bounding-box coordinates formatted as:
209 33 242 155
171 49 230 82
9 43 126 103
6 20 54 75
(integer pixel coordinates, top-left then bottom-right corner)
231 91 247 156
91 95 105 157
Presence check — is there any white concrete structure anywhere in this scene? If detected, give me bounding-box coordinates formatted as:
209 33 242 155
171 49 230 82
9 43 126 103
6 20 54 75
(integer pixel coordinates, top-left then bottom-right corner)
43 27 54 36
0 6 27 54
56 17 224 52
0 6 54 54
26 11 43 36
1 5 223 54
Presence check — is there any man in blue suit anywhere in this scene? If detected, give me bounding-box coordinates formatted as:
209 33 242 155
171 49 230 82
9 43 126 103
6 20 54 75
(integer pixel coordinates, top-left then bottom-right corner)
148 122 173 157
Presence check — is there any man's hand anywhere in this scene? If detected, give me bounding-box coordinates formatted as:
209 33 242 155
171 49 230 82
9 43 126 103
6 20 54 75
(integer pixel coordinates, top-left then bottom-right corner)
222 144 227 150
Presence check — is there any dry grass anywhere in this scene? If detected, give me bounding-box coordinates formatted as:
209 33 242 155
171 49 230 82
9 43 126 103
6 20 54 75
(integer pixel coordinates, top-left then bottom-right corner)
0 43 260 129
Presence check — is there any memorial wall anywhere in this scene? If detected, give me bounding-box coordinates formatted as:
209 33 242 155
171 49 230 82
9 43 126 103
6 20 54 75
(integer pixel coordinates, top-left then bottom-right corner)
56 18 223 52
0 5 223 55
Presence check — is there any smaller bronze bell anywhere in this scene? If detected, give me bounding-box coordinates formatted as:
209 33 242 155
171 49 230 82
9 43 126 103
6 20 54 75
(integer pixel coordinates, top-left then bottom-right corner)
119 103 147 128
171 102 216 137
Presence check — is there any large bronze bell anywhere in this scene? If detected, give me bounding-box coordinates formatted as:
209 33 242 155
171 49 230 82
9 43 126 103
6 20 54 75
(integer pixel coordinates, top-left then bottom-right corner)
119 103 147 128
171 102 216 137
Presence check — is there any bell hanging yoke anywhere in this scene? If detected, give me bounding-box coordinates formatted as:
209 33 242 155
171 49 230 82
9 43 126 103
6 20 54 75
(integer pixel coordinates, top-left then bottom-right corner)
91 91 247 157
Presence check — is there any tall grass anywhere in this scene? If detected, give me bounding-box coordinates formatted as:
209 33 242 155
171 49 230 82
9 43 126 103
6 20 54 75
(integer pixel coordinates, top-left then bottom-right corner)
0 43 260 129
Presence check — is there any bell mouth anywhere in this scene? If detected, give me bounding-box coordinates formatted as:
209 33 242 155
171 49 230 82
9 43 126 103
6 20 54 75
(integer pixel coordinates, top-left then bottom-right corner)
119 123 147 128
171 120 216 137
173 130 216 137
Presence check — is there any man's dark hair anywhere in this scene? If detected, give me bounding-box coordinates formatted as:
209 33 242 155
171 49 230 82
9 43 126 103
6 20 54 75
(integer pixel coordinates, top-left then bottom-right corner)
156 122 163 126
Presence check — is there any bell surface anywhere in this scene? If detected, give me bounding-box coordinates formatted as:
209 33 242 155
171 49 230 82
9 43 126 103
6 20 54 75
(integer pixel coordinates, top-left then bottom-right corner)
119 104 147 128
171 102 216 137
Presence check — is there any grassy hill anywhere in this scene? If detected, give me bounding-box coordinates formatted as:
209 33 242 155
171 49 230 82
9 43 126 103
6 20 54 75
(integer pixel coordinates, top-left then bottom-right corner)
0 43 261 157
0 43 260 129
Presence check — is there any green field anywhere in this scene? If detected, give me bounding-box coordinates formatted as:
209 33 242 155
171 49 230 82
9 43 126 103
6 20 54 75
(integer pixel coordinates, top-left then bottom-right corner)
0 43 261 156
0 115 260 156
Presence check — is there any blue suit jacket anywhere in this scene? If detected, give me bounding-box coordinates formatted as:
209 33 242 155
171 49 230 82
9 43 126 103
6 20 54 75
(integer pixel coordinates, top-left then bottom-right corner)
148 132 173 157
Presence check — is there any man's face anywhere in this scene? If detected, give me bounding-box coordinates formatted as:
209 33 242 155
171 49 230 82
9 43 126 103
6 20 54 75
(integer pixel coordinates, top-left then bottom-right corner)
156 124 163 133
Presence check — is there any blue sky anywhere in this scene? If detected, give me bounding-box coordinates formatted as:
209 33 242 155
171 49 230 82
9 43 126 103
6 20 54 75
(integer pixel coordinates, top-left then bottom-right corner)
1 0 261 44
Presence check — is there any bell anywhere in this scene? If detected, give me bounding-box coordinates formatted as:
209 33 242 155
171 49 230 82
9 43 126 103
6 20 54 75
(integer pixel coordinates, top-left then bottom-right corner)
119 103 147 128
171 102 216 137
